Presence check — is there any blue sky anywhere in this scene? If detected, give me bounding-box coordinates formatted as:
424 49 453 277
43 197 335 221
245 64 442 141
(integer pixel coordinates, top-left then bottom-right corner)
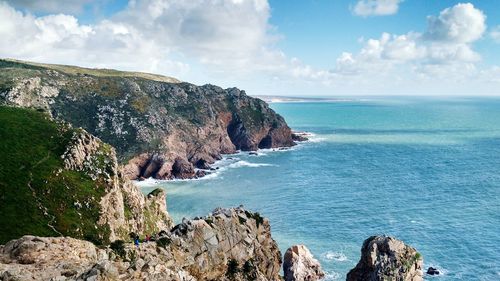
1 0 500 95
270 0 500 67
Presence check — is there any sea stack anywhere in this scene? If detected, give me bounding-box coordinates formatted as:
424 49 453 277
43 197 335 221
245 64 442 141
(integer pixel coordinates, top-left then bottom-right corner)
283 245 325 281
347 235 423 281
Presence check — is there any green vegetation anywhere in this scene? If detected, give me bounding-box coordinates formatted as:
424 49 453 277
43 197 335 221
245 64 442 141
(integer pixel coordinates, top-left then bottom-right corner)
415 252 422 260
226 259 240 280
148 188 164 197
204 217 214 225
243 259 257 281
0 106 110 244
110 240 127 259
156 237 172 249
1 58 180 83
245 211 264 228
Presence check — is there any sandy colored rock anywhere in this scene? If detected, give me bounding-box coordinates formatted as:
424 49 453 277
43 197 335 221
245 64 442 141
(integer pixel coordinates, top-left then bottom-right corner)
283 245 324 281
0 207 282 281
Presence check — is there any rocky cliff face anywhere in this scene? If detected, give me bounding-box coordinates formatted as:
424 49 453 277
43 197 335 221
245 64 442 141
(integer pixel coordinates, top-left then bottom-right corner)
0 59 298 180
347 236 423 281
49 127 173 242
0 106 171 244
0 207 282 281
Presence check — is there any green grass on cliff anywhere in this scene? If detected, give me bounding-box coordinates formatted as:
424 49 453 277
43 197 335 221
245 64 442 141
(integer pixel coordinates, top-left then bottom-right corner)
0 58 180 83
0 106 110 245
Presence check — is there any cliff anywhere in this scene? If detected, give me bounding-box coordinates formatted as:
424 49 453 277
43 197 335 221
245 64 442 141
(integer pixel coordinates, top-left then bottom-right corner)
347 236 423 281
0 59 299 180
0 106 172 245
0 207 282 281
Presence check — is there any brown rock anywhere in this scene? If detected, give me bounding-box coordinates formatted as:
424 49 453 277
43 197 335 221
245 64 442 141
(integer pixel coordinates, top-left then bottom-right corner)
172 157 195 179
347 235 423 281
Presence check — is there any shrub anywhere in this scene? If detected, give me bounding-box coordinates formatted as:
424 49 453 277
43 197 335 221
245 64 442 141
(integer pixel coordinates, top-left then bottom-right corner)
226 259 240 280
156 237 171 249
110 240 126 259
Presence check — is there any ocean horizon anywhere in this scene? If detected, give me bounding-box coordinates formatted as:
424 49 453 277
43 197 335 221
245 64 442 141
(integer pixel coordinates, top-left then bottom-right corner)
140 96 500 280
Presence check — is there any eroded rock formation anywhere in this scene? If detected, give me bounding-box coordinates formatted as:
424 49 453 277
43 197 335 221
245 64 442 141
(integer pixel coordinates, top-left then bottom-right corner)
0 207 282 281
283 245 325 281
62 129 173 242
347 235 423 281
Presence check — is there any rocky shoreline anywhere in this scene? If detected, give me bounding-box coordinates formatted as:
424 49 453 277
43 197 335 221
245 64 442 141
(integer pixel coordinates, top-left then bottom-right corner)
0 59 305 181
0 206 424 281
0 60 427 280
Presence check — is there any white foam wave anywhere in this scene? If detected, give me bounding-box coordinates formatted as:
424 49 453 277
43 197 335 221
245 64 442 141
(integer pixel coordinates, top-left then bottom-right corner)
133 177 163 187
323 251 349 262
323 271 342 280
228 160 276 168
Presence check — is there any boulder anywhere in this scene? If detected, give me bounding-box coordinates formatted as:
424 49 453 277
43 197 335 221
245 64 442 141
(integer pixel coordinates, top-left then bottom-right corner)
172 157 195 179
283 245 324 281
347 236 423 281
426 267 440 275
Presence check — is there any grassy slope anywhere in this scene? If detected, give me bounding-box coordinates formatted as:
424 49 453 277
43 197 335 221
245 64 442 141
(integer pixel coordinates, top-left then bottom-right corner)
0 58 180 83
0 106 110 245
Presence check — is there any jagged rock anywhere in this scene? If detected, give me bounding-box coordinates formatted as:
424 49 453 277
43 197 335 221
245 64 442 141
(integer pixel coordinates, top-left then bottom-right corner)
426 267 440 275
283 245 324 281
0 207 282 281
347 236 423 281
61 128 173 242
172 157 195 179
291 132 309 142
0 59 297 180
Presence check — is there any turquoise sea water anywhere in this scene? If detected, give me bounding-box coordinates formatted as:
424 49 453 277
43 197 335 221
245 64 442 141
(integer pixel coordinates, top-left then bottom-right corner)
140 97 500 280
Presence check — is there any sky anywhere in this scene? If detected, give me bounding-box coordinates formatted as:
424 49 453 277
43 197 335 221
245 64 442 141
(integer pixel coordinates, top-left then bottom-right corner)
1 0 500 96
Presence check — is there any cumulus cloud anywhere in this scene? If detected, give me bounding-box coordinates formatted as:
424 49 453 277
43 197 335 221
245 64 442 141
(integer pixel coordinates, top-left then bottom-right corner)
0 1 190 76
352 0 402 16
326 2 500 94
424 3 486 43
0 0 498 95
0 0 304 83
336 3 486 75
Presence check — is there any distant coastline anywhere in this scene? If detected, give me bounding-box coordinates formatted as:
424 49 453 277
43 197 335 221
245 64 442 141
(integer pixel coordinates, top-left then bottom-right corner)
253 95 354 103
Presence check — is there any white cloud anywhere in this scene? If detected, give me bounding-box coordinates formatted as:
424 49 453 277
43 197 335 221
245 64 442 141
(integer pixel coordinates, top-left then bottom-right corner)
352 0 402 17
424 3 486 43
0 1 190 76
326 2 499 94
336 3 486 74
0 0 328 89
491 26 500 43
0 1 498 95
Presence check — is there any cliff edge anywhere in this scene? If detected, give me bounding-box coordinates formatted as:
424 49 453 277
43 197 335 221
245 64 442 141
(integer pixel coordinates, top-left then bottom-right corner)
0 106 172 244
0 59 300 180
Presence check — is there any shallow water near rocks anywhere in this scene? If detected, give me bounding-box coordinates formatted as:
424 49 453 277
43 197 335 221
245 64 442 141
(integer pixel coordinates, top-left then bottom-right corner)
141 97 500 280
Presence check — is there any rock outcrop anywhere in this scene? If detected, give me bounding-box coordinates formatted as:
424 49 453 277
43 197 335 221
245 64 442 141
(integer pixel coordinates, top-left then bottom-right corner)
283 245 324 281
0 59 301 180
59 128 174 242
0 207 282 281
0 106 172 244
347 236 423 281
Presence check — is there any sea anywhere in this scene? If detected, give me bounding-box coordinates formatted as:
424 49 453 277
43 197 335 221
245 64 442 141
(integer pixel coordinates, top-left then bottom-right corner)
140 97 500 280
